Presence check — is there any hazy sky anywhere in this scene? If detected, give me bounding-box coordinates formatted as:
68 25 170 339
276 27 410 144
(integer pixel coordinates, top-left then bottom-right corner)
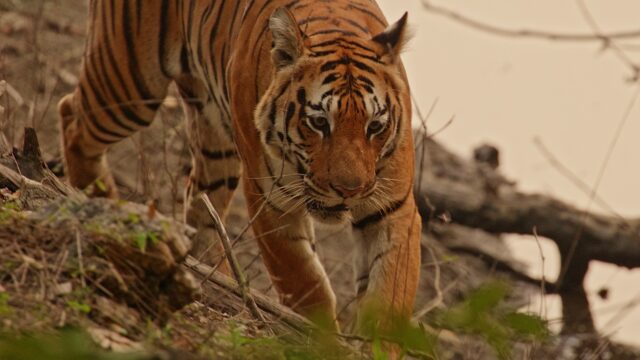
376 0 640 345
379 0 640 215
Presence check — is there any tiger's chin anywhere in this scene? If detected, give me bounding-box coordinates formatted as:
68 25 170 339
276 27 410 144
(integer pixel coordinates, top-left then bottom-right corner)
306 199 351 224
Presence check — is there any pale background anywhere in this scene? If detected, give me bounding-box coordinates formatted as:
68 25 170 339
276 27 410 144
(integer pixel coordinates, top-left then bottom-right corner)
377 0 640 346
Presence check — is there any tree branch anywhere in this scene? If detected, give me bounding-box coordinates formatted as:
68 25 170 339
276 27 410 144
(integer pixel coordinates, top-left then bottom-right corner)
414 137 640 277
421 0 640 43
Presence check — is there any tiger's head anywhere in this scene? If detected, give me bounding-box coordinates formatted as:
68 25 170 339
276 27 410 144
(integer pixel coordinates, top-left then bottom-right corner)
255 7 412 223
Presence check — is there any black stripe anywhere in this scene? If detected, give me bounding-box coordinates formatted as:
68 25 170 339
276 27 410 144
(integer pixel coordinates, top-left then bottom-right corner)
284 101 296 141
310 39 378 56
207 1 226 86
344 4 386 27
309 39 343 49
201 148 238 160
268 80 293 124
308 29 358 38
357 75 374 87
180 45 190 73
135 1 142 34
297 16 329 27
87 48 136 133
296 159 307 175
351 58 376 74
369 250 387 270
122 2 155 105
309 50 336 57
107 1 116 37
353 51 384 64
85 125 120 145
352 190 410 229
356 279 368 295
307 200 348 212
296 87 306 110
94 46 154 128
78 82 129 138
198 177 240 192
78 89 122 145
101 20 136 103
158 0 171 77
340 17 369 34
320 57 349 72
322 73 340 85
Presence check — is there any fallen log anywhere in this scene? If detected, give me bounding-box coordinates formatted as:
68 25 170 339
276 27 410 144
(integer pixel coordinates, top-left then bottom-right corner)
414 134 640 334
416 136 640 271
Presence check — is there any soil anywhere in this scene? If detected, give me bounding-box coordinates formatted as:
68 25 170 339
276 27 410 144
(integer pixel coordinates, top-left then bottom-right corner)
3 2 638 359
0 1 499 324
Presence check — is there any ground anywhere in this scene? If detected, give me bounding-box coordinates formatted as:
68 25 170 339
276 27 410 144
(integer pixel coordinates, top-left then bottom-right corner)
2 2 634 359
0 0 500 324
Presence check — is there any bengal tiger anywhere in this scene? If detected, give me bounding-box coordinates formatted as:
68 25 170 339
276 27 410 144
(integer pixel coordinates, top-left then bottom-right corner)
58 0 421 333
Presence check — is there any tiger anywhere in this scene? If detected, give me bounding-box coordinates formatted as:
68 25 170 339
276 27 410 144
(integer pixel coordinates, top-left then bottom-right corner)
58 0 421 334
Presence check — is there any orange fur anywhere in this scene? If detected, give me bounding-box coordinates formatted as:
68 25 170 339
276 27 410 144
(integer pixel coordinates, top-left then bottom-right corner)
59 0 421 341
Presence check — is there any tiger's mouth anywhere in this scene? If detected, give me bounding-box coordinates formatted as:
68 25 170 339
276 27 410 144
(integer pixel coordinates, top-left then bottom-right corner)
305 198 350 223
306 199 349 213
302 178 375 212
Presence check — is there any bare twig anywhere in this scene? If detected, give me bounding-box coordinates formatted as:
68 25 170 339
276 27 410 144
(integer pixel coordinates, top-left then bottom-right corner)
198 193 266 323
185 257 313 334
75 230 86 288
421 1 640 42
426 115 454 140
557 83 640 287
413 244 443 319
533 137 624 220
575 0 640 80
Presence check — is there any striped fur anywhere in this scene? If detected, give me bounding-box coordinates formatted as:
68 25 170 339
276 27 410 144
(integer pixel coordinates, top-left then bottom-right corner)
59 0 421 334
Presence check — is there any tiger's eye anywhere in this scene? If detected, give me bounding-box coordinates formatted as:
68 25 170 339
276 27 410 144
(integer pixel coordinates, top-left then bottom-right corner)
309 116 329 132
367 120 384 135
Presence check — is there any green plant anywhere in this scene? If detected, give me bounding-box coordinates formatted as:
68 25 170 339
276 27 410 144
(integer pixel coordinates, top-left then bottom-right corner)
0 202 20 223
0 293 12 316
132 231 158 252
0 329 146 360
66 300 91 314
433 281 549 359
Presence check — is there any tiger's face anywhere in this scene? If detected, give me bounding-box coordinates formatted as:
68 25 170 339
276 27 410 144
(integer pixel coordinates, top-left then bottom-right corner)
255 8 410 223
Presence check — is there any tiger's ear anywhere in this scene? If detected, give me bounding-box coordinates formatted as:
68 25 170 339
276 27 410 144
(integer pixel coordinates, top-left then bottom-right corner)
269 7 305 70
372 12 410 63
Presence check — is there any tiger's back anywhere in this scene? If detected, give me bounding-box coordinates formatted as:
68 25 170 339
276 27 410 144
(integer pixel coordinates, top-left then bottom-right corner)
60 0 421 340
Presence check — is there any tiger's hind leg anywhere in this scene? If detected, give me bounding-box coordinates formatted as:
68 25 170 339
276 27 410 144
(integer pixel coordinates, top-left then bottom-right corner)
58 1 178 197
178 81 240 274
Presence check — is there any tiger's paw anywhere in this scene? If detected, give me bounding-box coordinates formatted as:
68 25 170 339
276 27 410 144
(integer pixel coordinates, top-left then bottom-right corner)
58 94 118 198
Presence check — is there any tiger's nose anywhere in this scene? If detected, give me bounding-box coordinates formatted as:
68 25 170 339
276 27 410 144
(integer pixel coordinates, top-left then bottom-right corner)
330 181 367 198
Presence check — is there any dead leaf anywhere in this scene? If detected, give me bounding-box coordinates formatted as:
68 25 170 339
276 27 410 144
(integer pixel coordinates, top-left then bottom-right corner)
87 327 144 352
54 282 73 295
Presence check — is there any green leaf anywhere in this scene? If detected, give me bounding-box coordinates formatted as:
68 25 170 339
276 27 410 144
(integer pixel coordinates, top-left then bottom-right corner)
503 312 549 340
0 293 11 315
94 179 107 192
148 232 158 245
127 213 140 224
66 300 91 314
133 233 147 252
466 281 508 314
371 337 387 360
0 329 144 360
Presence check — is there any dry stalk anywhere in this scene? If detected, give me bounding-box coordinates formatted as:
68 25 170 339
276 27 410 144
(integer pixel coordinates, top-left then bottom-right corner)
413 244 443 319
75 230 86 288
198 193 266 323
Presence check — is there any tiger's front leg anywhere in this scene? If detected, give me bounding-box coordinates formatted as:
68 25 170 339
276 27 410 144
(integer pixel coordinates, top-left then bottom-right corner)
242 174 338 329
352 194 421 334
